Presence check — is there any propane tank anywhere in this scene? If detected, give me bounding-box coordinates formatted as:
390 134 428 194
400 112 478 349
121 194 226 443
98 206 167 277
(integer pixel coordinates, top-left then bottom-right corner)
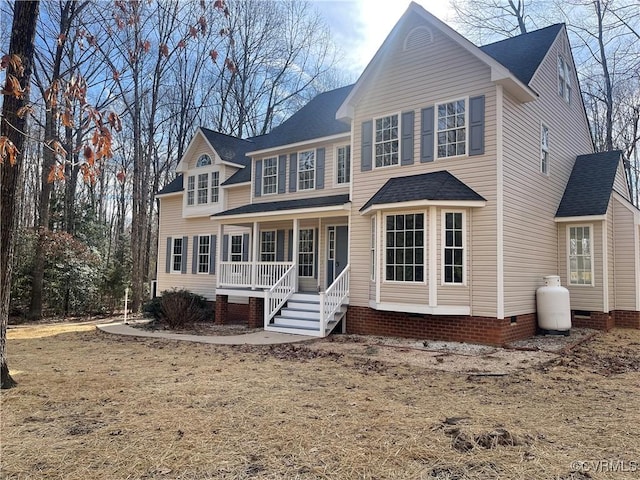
536 275 571 335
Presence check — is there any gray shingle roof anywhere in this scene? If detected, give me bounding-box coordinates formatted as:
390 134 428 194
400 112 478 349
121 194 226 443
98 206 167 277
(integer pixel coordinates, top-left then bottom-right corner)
213 194 350 217
480 24 564 85
252 85 353 150
200 128 256 166
360 171 485 212
157 174 183 195
556 151 622 217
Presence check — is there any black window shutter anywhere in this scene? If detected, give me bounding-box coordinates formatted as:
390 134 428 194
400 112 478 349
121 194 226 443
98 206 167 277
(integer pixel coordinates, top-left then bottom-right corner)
316 148 325 189
289 153 297 192
276 230 285 261
210 235 216 274
192 235 198 274
401 110 415 165
421 106 435 162
181 236 188 274
242 233 249 261
361 120 373 171
469 95 485 156
222 234 229 262
278 155 286 194
165 237 172 273
254 160 262 197
287 230 293 262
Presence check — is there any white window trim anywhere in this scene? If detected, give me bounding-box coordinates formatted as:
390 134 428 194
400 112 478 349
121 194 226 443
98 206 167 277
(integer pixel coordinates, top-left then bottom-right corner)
297 150 316 191
184 165 222 212
373 112 401 169
171 237 183 274
262 157 278 196
558 55 572 104
197 234 211 274
370 216 376 282
441 210 466 286
566 224 595 286
540 123 550 176
196 154 212 168
210 171 220 203
435 96 469 160
335 144 351 185
260 230 276 262
298 228 315 278
382 211 427 285
186 175 195 206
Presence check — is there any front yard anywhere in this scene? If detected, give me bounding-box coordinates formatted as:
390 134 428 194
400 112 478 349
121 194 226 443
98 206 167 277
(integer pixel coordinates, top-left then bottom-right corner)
2 323 639 479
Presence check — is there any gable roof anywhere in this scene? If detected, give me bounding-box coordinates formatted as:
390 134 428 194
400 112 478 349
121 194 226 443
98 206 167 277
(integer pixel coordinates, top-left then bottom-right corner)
157 174 183 196
213 194 350 218
248 85 354 153
556 151 623 218
360 171 486 213
479 23 564 85
199 128 256 167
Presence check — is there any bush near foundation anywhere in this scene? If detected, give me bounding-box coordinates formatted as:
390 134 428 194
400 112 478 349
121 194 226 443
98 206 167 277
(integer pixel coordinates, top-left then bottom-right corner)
154 289 211 329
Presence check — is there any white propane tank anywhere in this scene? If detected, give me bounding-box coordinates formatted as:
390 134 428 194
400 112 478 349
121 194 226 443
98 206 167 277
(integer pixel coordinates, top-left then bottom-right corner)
536 275 571 335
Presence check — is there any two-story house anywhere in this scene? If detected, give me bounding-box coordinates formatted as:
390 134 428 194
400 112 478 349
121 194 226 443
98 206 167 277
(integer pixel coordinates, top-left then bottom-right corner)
155 2 640 345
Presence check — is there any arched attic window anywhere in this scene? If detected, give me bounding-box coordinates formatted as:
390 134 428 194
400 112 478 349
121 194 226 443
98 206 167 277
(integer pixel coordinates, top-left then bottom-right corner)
403 26 434 51
196 154 212 167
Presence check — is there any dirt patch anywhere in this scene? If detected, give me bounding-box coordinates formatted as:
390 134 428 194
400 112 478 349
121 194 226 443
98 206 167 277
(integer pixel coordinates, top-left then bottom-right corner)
133 319 262 336
2 325 639 479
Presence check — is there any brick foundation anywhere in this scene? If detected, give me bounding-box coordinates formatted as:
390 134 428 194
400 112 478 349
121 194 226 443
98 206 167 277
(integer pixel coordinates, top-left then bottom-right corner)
572 310 640 330
613 310 640 329
345 306 536 346
214 295 251 325
248 297 264 329
215 295 228 325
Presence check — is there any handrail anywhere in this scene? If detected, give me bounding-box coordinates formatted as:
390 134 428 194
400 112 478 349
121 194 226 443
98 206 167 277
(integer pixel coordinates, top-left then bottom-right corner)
319 264 350 337
264 264 296 327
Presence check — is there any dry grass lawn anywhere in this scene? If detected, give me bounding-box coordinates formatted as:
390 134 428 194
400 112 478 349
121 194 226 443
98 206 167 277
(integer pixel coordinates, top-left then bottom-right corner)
2 323 639 479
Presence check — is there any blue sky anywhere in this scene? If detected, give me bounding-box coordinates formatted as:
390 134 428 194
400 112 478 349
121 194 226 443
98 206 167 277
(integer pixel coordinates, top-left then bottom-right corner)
312 0 454 74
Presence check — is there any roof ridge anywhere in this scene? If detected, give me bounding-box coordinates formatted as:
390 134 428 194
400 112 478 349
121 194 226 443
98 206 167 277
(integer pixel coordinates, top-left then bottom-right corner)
479 23 564 48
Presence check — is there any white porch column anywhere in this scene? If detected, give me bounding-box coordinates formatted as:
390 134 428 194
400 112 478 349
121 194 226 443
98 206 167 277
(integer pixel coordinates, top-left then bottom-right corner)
251 221 259 289
292 217 299 289
317 217 322 291
217 222 224 288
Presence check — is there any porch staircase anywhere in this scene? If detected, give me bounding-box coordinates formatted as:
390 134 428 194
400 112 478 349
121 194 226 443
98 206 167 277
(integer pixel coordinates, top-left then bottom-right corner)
266 292 347 337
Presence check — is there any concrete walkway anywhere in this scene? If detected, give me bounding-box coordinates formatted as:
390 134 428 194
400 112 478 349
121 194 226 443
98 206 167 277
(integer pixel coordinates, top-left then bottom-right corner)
96 322 315 345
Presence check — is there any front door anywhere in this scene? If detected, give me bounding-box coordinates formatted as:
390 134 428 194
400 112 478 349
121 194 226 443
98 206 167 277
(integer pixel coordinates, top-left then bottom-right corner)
327 225 348 286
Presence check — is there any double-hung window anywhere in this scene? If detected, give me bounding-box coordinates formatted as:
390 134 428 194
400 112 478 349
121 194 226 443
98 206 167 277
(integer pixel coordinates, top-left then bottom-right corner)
197 173 209 204
437 99 466 158
443 212 464 284
298 229 314 277
568 226 593 285
263 157 278 195
374 114 399 167
385 213 424 282
558 56 572 103
541 125 550 175
230 235 243 262
198 236 210 273
336 145 351 184
186 176 195 205
171 238 183 273
260 231 276 262
298 151 315 190
210 172 219 203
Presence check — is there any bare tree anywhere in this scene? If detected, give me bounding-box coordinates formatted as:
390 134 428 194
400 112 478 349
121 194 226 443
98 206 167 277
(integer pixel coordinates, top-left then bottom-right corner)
1 0 40 389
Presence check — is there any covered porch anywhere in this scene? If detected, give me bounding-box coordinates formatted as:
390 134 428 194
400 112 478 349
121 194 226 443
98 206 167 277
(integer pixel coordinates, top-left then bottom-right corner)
212 194 351 336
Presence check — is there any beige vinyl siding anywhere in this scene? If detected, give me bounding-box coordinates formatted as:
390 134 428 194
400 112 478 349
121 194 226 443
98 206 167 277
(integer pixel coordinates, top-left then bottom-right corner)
182 134 211 170
251 138 350 205
557 221 605 311
612 198 638 310
157 195 219 300
349 18 498 316
613 161 630 199
225 185 250 210
502 32 594 316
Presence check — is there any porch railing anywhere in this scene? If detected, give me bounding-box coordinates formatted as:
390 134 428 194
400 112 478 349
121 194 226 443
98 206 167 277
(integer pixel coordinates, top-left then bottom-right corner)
218 261 293 289
264 264 296 326
319 264 350 337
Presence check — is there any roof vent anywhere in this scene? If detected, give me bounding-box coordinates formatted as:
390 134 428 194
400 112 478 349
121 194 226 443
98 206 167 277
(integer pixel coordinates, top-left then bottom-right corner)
404 26 433 51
